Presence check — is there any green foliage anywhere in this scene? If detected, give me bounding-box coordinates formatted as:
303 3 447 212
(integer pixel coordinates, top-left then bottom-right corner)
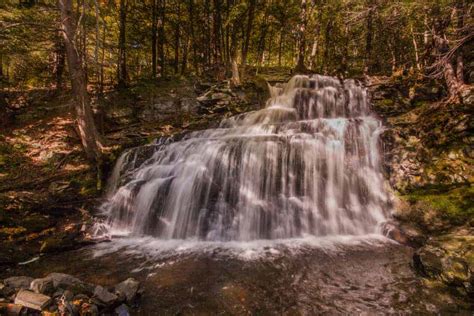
0 0 470 89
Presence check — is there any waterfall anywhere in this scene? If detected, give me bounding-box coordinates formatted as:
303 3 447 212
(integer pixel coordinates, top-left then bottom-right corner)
100 75 390 241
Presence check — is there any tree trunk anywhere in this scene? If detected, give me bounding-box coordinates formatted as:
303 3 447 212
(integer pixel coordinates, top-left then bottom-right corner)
455 0 465 83
174 2 180 74
278 28 284 67
295 0 307 72
53 30 66 90
158 0 166 77
364 0 374 74
187 0 197 72
0 53 3 80
151 0 158 78
181 38 189 75
58 0 103 162
117 0 127 89
411 24 420 70
241 0 256 81
433 34 462 100
213 0 223 71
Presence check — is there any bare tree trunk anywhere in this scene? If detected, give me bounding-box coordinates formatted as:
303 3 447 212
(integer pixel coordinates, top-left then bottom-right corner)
174 1 180 74
100 21 105 95
181 37 189 75
187 0 197 72
295 0 307 72
158 0 166 77
58 0 103 162
278 28 284 67
117 0 127 89
241 0 256 81
455 0 465 83
411 24 421 70
433 34 462 100
151 0 158 78
93 0 101 85
53 29 66 90
364 0 374 74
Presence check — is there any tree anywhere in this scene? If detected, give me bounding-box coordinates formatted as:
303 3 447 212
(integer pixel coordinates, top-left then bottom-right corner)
295 0 308 72
117 0 128 88
58 0 103 162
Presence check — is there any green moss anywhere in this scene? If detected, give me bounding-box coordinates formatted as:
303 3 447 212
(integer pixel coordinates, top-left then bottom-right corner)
402 185 474 226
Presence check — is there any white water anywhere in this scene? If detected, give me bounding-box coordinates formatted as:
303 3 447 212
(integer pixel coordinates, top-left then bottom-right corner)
99 75 391 242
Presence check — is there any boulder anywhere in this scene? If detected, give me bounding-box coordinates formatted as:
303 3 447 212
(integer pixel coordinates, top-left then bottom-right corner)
46 273 94 295
30 277 55 295
114 278 140 302
93 285 118 305
3 277 33 291
115 304 130 316
14 289 51 311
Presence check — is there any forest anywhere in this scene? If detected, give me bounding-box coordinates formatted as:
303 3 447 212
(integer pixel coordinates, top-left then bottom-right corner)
0 0 473 315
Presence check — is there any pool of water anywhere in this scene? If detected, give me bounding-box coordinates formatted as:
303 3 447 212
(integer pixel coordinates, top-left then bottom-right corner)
2 235 469 315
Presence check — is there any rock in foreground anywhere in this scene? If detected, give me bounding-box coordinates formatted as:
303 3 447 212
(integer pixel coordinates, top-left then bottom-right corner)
0 273 142 315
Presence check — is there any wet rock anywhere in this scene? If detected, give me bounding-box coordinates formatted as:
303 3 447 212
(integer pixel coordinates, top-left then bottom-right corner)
14 289 51 311
46 273 94 295
30 277 55 295
93 285 118 305
114 278 140 303
382 221 425 247
3 276 33 291
115 304 130 316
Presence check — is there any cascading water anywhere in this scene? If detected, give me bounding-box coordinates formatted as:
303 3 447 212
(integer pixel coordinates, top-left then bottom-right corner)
100 75 391 241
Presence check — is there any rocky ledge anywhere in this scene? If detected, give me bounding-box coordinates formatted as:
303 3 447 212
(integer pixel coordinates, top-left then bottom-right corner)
0 273 141 315
413 227 474 299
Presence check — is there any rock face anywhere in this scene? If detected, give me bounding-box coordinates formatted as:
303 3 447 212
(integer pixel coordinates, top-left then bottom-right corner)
368 75 472 192
368 75 473 302
414 228 474 296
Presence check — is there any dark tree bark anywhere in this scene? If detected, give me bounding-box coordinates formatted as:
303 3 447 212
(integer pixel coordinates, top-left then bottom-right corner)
455 0 465 83
240 0 256 80
151 0 158 78
278 27 284 67
53 30 66 90
158 0 166 77
58 0 103 162
213 0 223 65
174 1 180 74
117 0 127 89
295 0 307 72
364 0 375 74
187 0 197 72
